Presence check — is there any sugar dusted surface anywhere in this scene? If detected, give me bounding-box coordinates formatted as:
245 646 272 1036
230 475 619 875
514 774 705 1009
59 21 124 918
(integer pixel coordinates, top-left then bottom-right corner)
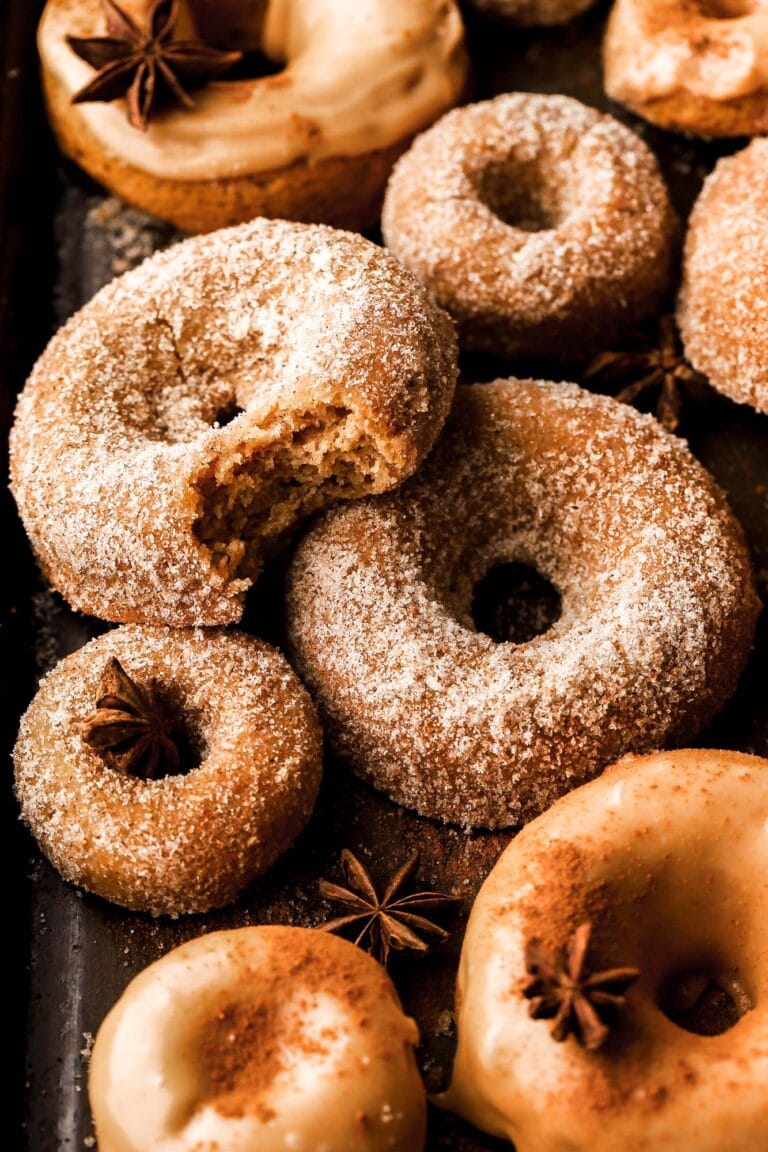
382 93 676 363
678 139 768 416
10 217 457 626
286 379 759 829
13 625 323 916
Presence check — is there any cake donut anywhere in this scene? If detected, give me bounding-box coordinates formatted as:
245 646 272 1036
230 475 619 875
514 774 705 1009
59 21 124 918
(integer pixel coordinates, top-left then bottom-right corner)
466 0 597 27
38 0 467 232
678 140 768 415
442 748 768 1151
381 93 677 364
89 926 427 1151
10 219 457 627
13 626 322 916
604 0 768 137
286 379 759 829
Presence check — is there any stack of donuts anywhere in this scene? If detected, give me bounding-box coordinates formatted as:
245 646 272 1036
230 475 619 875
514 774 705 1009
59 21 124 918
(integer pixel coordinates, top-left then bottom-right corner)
10 0 768 1149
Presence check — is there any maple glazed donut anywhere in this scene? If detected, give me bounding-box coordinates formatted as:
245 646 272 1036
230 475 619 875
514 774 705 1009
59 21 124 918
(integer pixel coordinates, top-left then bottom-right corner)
13 626 322 916
382 93 677 364
89 926 427 1151
10 218 457 627
442 749 768 1151
604 0 768 137
678 140 768 415
38 0 467 232
466 0 597 26
286 379 759 829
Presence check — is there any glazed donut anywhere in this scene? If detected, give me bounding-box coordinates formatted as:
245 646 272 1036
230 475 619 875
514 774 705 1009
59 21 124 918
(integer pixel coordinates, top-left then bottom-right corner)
13 626 322 916
604 0 768 137
39 0 467 232
286 379 759 829
466 0 597 26
678 140 768 415
89 926 427 1151
442 748 768 1151
10 218 457 627
381 93 677 365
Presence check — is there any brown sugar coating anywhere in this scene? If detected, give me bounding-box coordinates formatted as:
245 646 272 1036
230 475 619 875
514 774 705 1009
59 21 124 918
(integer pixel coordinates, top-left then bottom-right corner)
10 218 457 626
442 749 768 1151
286 379 759 829
381 93 677 365
13 626 322 916
465 0 597 25
678 140 768 415
604 0 768 137
89 926 427 1151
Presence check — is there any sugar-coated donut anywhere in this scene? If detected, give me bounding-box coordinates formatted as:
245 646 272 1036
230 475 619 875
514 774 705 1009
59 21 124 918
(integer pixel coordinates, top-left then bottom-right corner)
604 0 768 137
13 626 322 916
442 749 768 1151
10 219 457 627
89 926 427 1152
465 0 597 26
382 93 677 365
286 379 759 829
39 0 467 232
678 140 768 415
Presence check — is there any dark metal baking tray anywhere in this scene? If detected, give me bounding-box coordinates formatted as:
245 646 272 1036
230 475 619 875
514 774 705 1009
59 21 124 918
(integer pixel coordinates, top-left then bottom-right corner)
2 3 766 1149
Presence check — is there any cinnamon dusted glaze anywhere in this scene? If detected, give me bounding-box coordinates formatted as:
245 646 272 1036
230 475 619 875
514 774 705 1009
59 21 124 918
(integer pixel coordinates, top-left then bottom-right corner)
13 626 322 915
286 380 759 829
604 0 768 136
678 140 768 415
441 749 768 1151
89 927 427 1151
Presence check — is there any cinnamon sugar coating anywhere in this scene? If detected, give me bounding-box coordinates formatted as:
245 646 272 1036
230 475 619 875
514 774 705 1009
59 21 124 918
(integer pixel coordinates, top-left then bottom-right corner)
604 0 768 137
10 219 457 626
442 749 768 1151
382 93 677 365
13 626 322 915
465 0 596 25
286 379 759 829
89 926 427 1151
678 140 768 415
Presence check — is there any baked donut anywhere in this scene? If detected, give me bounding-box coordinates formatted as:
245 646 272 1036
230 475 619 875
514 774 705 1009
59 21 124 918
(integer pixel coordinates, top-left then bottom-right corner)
678 140 768 415
10 219 457 627
604 0 768 137
89 925 427 1151
441 748 768 1151
38 0 467 232
286 379 759 829
381 93 677 365
466 0 597 26
13 625 322 916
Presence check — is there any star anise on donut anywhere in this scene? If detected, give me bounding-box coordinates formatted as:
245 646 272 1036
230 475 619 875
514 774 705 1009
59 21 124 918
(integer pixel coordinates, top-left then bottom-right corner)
318 850 459 967
80 657 180 779
67 0 242 131
522 922 640 1050
583 315 709 434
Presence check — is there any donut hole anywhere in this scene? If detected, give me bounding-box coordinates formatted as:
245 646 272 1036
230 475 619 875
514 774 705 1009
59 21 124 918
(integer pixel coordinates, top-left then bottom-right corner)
472 562 562 644
212 402 245 429
475 160 570 233
657 968 753 1036
188 1 287 79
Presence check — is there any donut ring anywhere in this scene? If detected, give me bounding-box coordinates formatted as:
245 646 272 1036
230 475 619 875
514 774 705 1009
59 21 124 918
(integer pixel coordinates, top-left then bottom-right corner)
466 0 596 26
89 926 427 1152
286 379 759 829
442 749 768 1151
678 140 768 415
39 0 467 232
604 0 768 137
382 94 677 365
10 219 457 627
13 626 322 916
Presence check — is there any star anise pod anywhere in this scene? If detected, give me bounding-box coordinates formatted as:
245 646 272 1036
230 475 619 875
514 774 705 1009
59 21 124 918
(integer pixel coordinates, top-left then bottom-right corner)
67 0 242 131
583 315 710 434
522 922 639 1051
318 850 459 967
80 656 180 779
